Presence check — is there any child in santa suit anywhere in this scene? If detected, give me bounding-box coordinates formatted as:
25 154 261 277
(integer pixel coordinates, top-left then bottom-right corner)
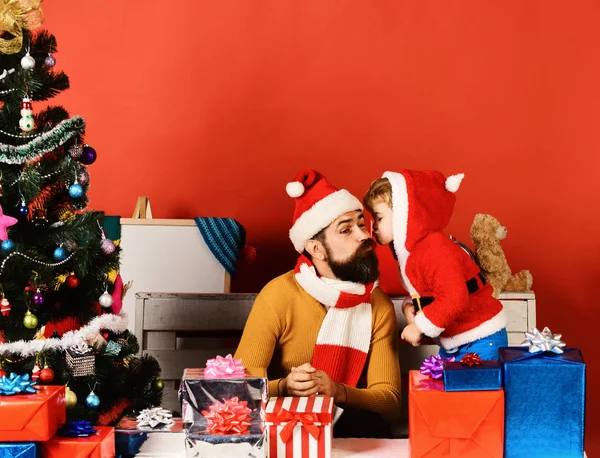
364 170 508 360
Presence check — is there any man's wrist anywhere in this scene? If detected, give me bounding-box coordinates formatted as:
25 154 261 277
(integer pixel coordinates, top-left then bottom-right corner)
334 383 347 404
278 378 287 396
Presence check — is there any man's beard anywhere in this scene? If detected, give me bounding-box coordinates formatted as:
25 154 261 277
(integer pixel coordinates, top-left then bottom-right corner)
324 239 379 284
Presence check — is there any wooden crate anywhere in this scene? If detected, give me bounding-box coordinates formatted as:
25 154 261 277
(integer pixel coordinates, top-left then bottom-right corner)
135 291 536 432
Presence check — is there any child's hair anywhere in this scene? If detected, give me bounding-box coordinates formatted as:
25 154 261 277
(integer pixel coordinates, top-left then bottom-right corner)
363 177 392 212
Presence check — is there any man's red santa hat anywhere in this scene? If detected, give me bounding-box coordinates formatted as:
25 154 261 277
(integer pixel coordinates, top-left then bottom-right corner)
287 169 363 252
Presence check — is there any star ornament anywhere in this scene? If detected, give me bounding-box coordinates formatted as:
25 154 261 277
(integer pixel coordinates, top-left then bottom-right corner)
0 204 17 241
521 327 567 354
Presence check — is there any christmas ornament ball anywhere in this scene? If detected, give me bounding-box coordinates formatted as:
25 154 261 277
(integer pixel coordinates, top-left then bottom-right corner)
99 291 113 308
66 274 79 288
44 53 56 67
1 239 14 252
18 204 29 216
65 387 77 407
0 369 7 379
33 291 44 305
85 392 100 408
20 52 35 70
153 379 164 391
39 367 55 383
23 311 38 329
80 145 97 165
100 238 116 255
53 246 67 261
77 169 90 185
69 183 84 199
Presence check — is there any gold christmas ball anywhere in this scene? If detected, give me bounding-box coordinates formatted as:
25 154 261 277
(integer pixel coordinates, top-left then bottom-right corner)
65 387 78 407
23 311 38 329
153 379 164 391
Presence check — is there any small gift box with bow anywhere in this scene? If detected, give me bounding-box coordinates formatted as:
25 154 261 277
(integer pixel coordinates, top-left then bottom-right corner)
0 441 38 458
115 414 183 457
0 384 66 442
42 424 115 458
265 396 333 458
442 352 502 391
409 370 504 458
499 327 586 458
66 341 96 377
179 355 267 430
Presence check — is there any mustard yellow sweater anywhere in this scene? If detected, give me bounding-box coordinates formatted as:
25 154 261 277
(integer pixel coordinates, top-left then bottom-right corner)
235 271 401 421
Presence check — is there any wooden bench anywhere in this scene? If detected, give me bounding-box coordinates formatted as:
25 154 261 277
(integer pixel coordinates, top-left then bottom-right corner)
135 291 536 434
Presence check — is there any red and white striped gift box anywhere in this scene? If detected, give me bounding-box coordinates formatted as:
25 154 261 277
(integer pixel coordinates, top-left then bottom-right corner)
265 396 333 458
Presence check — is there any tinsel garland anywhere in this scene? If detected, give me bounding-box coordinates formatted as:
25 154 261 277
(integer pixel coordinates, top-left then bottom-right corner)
0 312 128 356
0 116 85 164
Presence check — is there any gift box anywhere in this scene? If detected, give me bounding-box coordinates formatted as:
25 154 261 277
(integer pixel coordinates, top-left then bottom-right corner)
0 442 38 458
408 370 504 458
66 342 95 377
0 385 65 442
185 421 265 458
265 396 333 458
179 368 267 428
42 426 115 458
442 359 502 391
499 346 586 458
115 414 183 455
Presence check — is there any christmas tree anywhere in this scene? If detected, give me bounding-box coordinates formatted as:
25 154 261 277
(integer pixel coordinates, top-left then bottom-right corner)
0 2 162 424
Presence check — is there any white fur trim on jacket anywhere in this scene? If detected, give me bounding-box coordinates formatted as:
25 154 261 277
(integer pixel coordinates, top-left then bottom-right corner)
414 311 445 338
382 171 418 296
289 189 362 253
438 309 508 350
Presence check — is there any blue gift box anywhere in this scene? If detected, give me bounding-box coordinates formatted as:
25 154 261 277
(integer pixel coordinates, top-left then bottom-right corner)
0 442 39 458
499 347 586 458
443 360 502 391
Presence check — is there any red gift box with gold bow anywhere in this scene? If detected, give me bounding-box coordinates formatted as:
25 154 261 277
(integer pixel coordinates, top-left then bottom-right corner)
265 396 333 458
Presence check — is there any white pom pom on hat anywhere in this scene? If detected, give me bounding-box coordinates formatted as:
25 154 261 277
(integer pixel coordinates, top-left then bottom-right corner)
444 173 464 193
286 181 305 198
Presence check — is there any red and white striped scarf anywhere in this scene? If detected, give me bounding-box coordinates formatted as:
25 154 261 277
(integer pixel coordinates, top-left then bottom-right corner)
294 255 374 387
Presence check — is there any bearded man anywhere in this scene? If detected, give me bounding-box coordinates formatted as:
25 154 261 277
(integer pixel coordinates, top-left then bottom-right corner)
235 169 401 438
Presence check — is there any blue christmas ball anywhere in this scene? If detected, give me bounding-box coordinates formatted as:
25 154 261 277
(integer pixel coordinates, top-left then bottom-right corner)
53 246 67 261
18 204 29 217
85 392 100 408
79 145 97 165
69 183 84 199
1 239 14 252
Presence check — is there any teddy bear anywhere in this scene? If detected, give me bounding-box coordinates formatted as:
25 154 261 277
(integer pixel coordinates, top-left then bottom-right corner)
470 213 533 297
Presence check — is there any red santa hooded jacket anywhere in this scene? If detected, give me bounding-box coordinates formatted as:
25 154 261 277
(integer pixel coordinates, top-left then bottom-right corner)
383 170 506 350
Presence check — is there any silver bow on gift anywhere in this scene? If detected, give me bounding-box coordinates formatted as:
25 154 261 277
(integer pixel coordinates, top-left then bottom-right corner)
70 340 92 354
521 327 566 354
136 407 175 430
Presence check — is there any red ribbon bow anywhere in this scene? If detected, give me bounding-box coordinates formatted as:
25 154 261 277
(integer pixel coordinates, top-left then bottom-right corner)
461 352 483 366
201 397 253 435
274 409 321 443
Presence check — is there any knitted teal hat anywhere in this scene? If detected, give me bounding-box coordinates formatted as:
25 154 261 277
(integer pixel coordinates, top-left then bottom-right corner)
194 217 246 276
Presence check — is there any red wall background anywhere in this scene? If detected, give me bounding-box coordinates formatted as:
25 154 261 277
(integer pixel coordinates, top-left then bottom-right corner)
44 1 599 453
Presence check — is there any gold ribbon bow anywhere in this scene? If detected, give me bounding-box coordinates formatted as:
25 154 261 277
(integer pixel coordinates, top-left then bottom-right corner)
273 409 321 443
0 0 44 55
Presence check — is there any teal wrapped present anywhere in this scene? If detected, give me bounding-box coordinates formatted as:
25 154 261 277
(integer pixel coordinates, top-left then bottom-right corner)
443 359 502 391
0 442 38 457
499 336 585 458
